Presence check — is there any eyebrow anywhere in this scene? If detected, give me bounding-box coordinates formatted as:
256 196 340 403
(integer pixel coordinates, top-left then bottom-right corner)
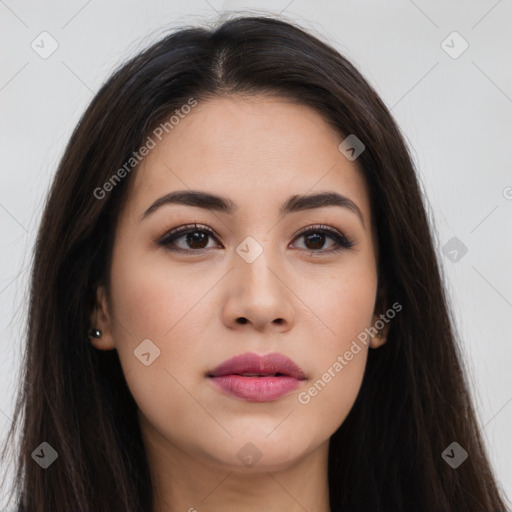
141 190 365 227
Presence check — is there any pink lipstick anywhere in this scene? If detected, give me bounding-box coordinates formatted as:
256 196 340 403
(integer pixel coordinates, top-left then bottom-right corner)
207 352 306 402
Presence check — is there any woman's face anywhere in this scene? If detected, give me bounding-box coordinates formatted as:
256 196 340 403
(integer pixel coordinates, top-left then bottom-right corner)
92 95 385 473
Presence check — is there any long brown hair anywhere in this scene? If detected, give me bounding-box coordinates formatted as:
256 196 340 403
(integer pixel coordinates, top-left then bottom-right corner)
1 14 509 512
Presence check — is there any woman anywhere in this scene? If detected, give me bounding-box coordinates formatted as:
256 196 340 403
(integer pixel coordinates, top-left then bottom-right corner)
1 14 509 512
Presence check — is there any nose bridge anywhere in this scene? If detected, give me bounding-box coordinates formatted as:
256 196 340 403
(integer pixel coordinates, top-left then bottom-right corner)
236 236 281 294
228 234 294 329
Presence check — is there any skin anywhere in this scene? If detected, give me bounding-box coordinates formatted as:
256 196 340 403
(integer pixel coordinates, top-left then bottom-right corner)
91 95 388 512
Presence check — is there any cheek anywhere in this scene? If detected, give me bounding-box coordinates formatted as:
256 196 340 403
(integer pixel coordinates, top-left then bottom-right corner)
309 256 377 351
106 247 213 397
298 261 377 422
109 241 216 339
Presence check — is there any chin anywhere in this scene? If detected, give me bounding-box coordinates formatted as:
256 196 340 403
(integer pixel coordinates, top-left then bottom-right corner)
197 432 321 473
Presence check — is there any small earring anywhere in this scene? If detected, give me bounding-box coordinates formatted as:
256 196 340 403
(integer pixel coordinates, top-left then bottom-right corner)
88 328 102 339
376 329 383 338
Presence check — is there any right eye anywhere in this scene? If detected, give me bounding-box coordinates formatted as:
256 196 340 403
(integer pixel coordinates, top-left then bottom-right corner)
157 223 221 253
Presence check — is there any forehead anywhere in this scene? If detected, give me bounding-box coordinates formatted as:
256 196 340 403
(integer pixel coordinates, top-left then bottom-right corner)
127 95 372 225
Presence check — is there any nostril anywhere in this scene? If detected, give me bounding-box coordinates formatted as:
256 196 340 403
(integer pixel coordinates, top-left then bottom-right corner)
237 317 248 324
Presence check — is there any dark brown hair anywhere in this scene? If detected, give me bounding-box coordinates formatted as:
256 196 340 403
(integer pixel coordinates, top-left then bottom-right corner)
1 14 509 512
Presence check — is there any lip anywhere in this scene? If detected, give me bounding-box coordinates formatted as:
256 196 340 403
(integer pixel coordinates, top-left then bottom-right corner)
207 352 306 402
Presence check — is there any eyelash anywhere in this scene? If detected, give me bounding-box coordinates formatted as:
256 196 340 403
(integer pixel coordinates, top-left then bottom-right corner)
156 223 355 255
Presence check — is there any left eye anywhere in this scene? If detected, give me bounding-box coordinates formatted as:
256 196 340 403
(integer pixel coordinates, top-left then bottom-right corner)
292 226 354 252
157 224 354 254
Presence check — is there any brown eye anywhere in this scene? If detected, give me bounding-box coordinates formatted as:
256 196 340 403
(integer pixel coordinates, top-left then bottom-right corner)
291 225 354 253
157 224 220 253
303 232 330 250
157 223 354 255
184 231 209 249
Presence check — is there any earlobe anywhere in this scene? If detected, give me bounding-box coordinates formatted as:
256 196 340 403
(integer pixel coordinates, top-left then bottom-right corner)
369 284 390 349
369 327 387 349
369 310 389 349
89 285 116 351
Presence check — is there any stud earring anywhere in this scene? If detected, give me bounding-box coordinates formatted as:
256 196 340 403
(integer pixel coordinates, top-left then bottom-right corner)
376 329 383 338
88 328 102 339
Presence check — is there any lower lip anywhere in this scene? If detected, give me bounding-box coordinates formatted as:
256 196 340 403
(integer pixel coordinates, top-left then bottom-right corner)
209 375 303 402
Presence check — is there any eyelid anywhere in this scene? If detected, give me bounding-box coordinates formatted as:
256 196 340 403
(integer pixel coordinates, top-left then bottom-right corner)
292 224 347 241
157 223 218 245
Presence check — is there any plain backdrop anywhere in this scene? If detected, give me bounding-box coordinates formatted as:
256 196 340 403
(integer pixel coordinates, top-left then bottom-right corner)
1 0 511 507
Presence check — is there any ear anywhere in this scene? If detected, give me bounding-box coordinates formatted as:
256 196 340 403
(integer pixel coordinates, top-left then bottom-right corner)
369 284 389 349
89 285 116 351
369 311 390 349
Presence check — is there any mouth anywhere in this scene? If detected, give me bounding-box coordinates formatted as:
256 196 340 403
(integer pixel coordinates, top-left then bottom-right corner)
206 352 306 402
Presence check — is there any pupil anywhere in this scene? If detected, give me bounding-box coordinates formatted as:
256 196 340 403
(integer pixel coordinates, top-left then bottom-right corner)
306 233 324 250
188 231 207 249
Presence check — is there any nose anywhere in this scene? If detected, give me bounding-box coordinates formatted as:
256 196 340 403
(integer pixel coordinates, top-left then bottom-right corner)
222 245 295 333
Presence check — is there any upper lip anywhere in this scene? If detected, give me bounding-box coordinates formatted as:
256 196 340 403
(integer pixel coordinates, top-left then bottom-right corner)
207 352 306 380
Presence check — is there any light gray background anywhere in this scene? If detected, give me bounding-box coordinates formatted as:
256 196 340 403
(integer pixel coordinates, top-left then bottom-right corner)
1 0 511 507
